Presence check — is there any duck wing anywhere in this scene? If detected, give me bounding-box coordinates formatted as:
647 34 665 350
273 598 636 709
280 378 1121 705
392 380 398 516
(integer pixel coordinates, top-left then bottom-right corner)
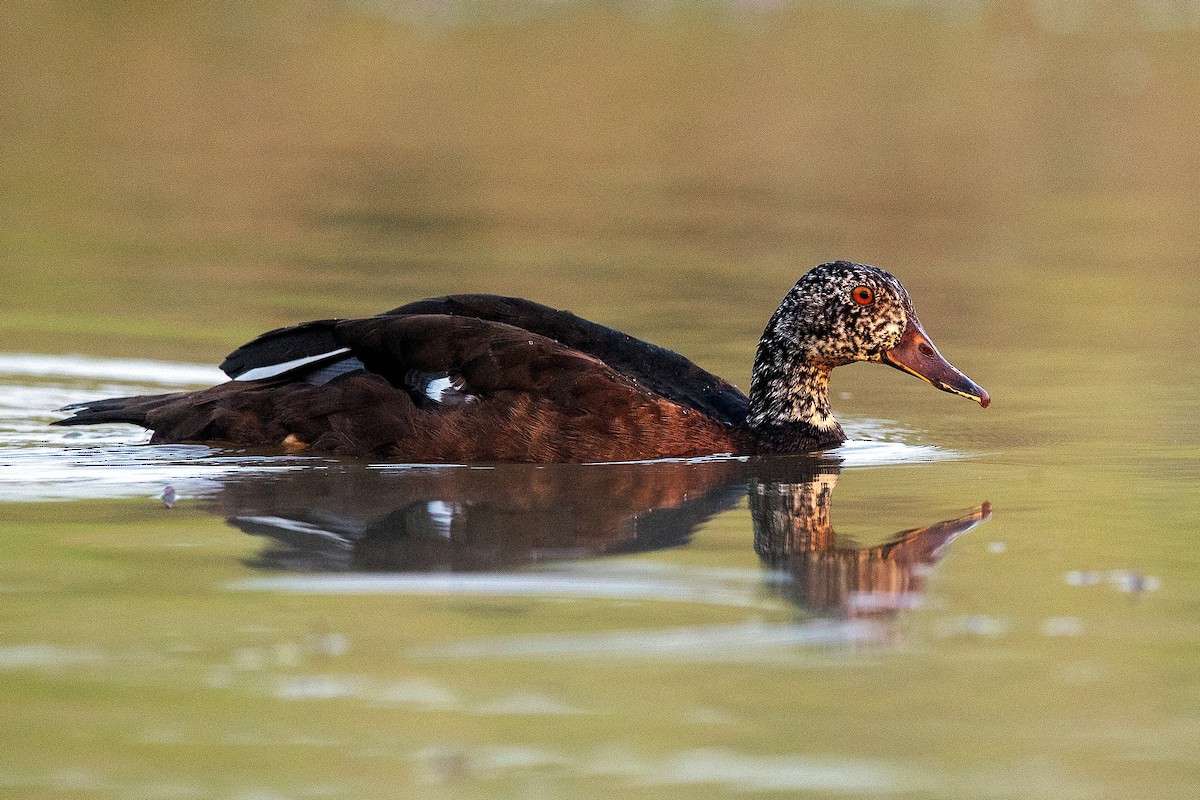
219 319 347 382
331 313 637 411
219 295 749 426
284 314 748 460
385 295 749 425
62 314 747 461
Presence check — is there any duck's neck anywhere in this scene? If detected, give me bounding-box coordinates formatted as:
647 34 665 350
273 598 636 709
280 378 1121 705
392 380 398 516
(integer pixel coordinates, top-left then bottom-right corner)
747 339 846 454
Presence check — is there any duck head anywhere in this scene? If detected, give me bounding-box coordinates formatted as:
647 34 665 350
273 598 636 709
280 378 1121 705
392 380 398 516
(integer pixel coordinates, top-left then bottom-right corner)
748 261 989 448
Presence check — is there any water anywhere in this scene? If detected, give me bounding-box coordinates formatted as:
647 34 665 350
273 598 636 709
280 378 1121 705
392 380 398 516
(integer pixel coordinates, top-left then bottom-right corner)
2 2 1199 798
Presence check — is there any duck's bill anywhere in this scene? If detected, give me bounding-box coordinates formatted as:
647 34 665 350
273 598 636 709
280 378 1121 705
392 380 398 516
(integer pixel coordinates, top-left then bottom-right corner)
882 320 990 408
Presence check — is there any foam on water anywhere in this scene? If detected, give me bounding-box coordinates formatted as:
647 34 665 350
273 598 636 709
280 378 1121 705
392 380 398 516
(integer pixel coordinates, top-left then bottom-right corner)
839 418 965 466
0 353 312 502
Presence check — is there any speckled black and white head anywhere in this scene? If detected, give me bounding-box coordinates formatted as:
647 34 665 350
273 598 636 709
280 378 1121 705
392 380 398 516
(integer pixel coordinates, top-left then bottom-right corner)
748 261 989 454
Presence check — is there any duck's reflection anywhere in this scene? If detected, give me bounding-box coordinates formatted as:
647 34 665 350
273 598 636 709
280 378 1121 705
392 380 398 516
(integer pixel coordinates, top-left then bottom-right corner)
218 460 746 573
749 461 990 617
208 457 988 618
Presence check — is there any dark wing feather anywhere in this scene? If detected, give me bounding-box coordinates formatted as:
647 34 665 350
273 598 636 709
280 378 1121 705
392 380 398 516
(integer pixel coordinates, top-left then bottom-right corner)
219 320 344 379
331 314 626 409
382 295 749 425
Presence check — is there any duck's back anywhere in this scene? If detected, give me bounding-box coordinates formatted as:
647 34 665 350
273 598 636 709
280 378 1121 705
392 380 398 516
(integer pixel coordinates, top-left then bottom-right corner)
61 296 752 462
222 295 750 427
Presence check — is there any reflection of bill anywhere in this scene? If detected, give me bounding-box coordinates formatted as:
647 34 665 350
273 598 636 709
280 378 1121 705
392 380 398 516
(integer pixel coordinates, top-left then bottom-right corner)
751 466 990 618
213 457 987 619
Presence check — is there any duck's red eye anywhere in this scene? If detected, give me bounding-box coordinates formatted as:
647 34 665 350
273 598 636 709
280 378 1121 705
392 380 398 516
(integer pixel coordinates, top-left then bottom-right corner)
852 286 874 305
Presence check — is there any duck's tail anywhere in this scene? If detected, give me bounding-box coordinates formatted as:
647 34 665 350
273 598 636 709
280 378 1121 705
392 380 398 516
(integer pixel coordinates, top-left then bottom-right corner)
53 394 180 430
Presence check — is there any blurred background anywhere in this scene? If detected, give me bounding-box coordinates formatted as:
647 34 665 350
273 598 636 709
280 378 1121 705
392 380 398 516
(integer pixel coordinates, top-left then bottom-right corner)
4 0 1198 367
2 2 1199 798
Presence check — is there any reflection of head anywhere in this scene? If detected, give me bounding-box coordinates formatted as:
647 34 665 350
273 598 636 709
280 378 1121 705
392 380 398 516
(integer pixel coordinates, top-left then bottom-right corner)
751 468 839 557
750 467 989 618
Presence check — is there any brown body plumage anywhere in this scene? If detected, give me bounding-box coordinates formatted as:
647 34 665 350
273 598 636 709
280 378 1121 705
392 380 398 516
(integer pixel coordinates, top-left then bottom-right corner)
54 262 989 462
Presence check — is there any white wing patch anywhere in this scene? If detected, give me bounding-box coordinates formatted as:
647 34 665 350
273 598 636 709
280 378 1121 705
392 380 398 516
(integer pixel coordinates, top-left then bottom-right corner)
405 370 475 405
424 375 456 402
235 348 352 382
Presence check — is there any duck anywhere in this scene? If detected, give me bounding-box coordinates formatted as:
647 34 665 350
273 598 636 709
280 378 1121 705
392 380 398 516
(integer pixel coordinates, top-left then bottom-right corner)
54 261 989 462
